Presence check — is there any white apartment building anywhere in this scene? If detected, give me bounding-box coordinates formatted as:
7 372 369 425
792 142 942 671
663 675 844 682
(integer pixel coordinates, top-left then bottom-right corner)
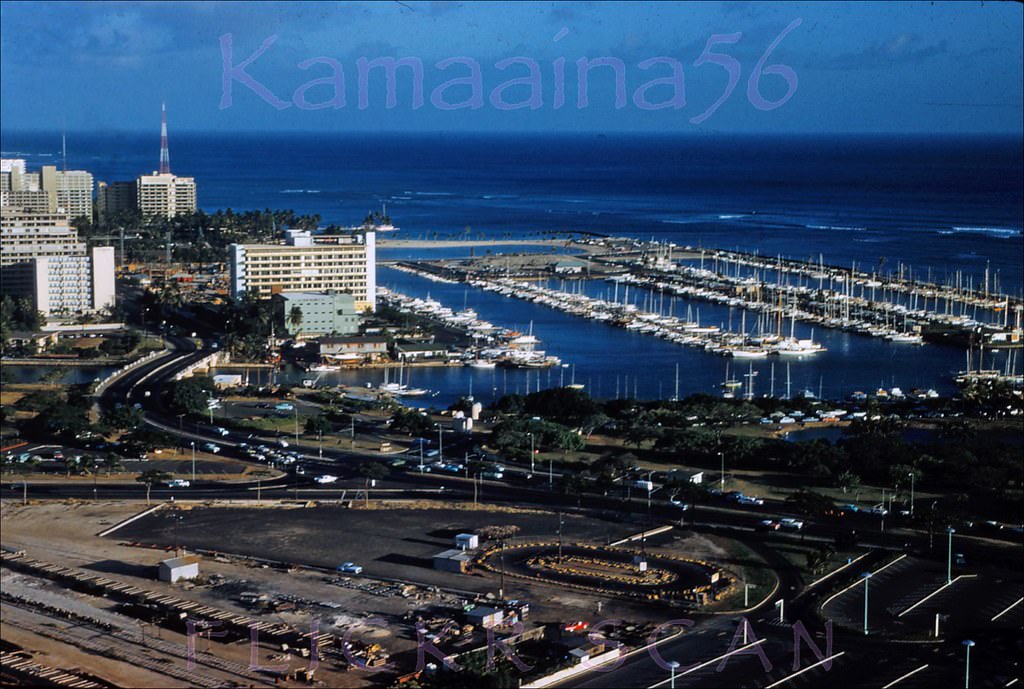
46 167 94 220
1 158 93 218
0 208 115 317
1 160 93 219
229 230 377 312
137 172 197 218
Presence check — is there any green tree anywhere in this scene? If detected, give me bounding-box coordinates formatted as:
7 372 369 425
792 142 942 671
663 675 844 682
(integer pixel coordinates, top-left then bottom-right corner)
304 414 331 435
835 469 861 494
136 469 172 505
169 377 216 415
786 489 836 517
561 473 587 506
102 404 144 432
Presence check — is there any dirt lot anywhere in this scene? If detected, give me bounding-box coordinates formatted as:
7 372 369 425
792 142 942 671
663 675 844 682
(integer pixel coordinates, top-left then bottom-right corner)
0 498 769 686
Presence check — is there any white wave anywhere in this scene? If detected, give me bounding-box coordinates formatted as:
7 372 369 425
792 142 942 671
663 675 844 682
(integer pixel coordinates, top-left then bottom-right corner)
947 226 1022 238
281 189 304 193
718 214 747 220
806 224 867 232
414 191 454 196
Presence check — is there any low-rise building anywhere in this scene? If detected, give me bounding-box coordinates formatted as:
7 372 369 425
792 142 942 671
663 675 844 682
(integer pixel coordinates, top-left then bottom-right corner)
274 291 361 339
158 554 200 583
319 335 389 362
6 330 59 354
466 606 504 629
553 260 584 275
455 533 479 550
394 342 449 361
432 548 472 573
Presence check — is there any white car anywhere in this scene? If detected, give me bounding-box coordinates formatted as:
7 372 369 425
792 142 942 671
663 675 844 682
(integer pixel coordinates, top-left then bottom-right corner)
166 479 191 488
203 442 221 453
315 474 338 484
737 495 765 506
337 562 362 574
780 518 804 530
214 427 230 436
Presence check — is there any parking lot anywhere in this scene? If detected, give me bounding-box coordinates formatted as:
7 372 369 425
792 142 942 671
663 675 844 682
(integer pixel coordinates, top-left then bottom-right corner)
115 505 640 596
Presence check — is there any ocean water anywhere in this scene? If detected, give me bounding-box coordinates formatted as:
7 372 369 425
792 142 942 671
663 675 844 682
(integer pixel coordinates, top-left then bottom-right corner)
3 131 1022 293
3 131 1021 402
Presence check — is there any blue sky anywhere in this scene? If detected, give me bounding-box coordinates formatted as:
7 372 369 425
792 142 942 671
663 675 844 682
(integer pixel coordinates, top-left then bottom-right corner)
1 1 1021 135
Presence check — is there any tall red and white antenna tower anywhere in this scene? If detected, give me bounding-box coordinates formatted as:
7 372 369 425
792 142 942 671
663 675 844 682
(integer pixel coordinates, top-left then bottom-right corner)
159 100 171 174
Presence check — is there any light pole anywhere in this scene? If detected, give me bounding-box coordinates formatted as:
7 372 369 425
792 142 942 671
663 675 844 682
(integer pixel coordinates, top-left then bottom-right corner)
947 527 956 584
528 432 535 475
962 640 975 689
667 660 680 689
294 406 299 446
862 572 873 635
744 581 756 608
908 471 915 518
719 450 725 492
190 442 196 483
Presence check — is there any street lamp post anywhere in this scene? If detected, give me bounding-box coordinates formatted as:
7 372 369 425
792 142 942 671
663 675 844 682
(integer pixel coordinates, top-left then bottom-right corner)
908 471 915 518
190 442 196 483
719 451 725 492
962 640 975 689
528 432 535 474
947 527 956 584
667 660 680 689
862 572 873 635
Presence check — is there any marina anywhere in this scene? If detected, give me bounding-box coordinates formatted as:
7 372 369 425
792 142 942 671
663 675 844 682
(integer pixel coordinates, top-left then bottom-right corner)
367 266 982 407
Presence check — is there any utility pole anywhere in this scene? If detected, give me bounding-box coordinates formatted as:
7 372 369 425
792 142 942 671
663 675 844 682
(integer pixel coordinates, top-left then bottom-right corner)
557 512 564 563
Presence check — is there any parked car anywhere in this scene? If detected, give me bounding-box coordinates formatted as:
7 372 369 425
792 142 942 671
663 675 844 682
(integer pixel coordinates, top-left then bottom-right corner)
274 402 295 411
780 518 805 530
337 562 363 574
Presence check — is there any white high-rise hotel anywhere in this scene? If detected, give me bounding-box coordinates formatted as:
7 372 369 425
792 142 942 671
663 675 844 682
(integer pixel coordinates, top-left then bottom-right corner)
229 229 377 312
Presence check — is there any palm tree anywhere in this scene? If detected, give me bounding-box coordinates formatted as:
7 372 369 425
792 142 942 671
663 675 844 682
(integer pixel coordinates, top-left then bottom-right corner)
288 305 304 337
